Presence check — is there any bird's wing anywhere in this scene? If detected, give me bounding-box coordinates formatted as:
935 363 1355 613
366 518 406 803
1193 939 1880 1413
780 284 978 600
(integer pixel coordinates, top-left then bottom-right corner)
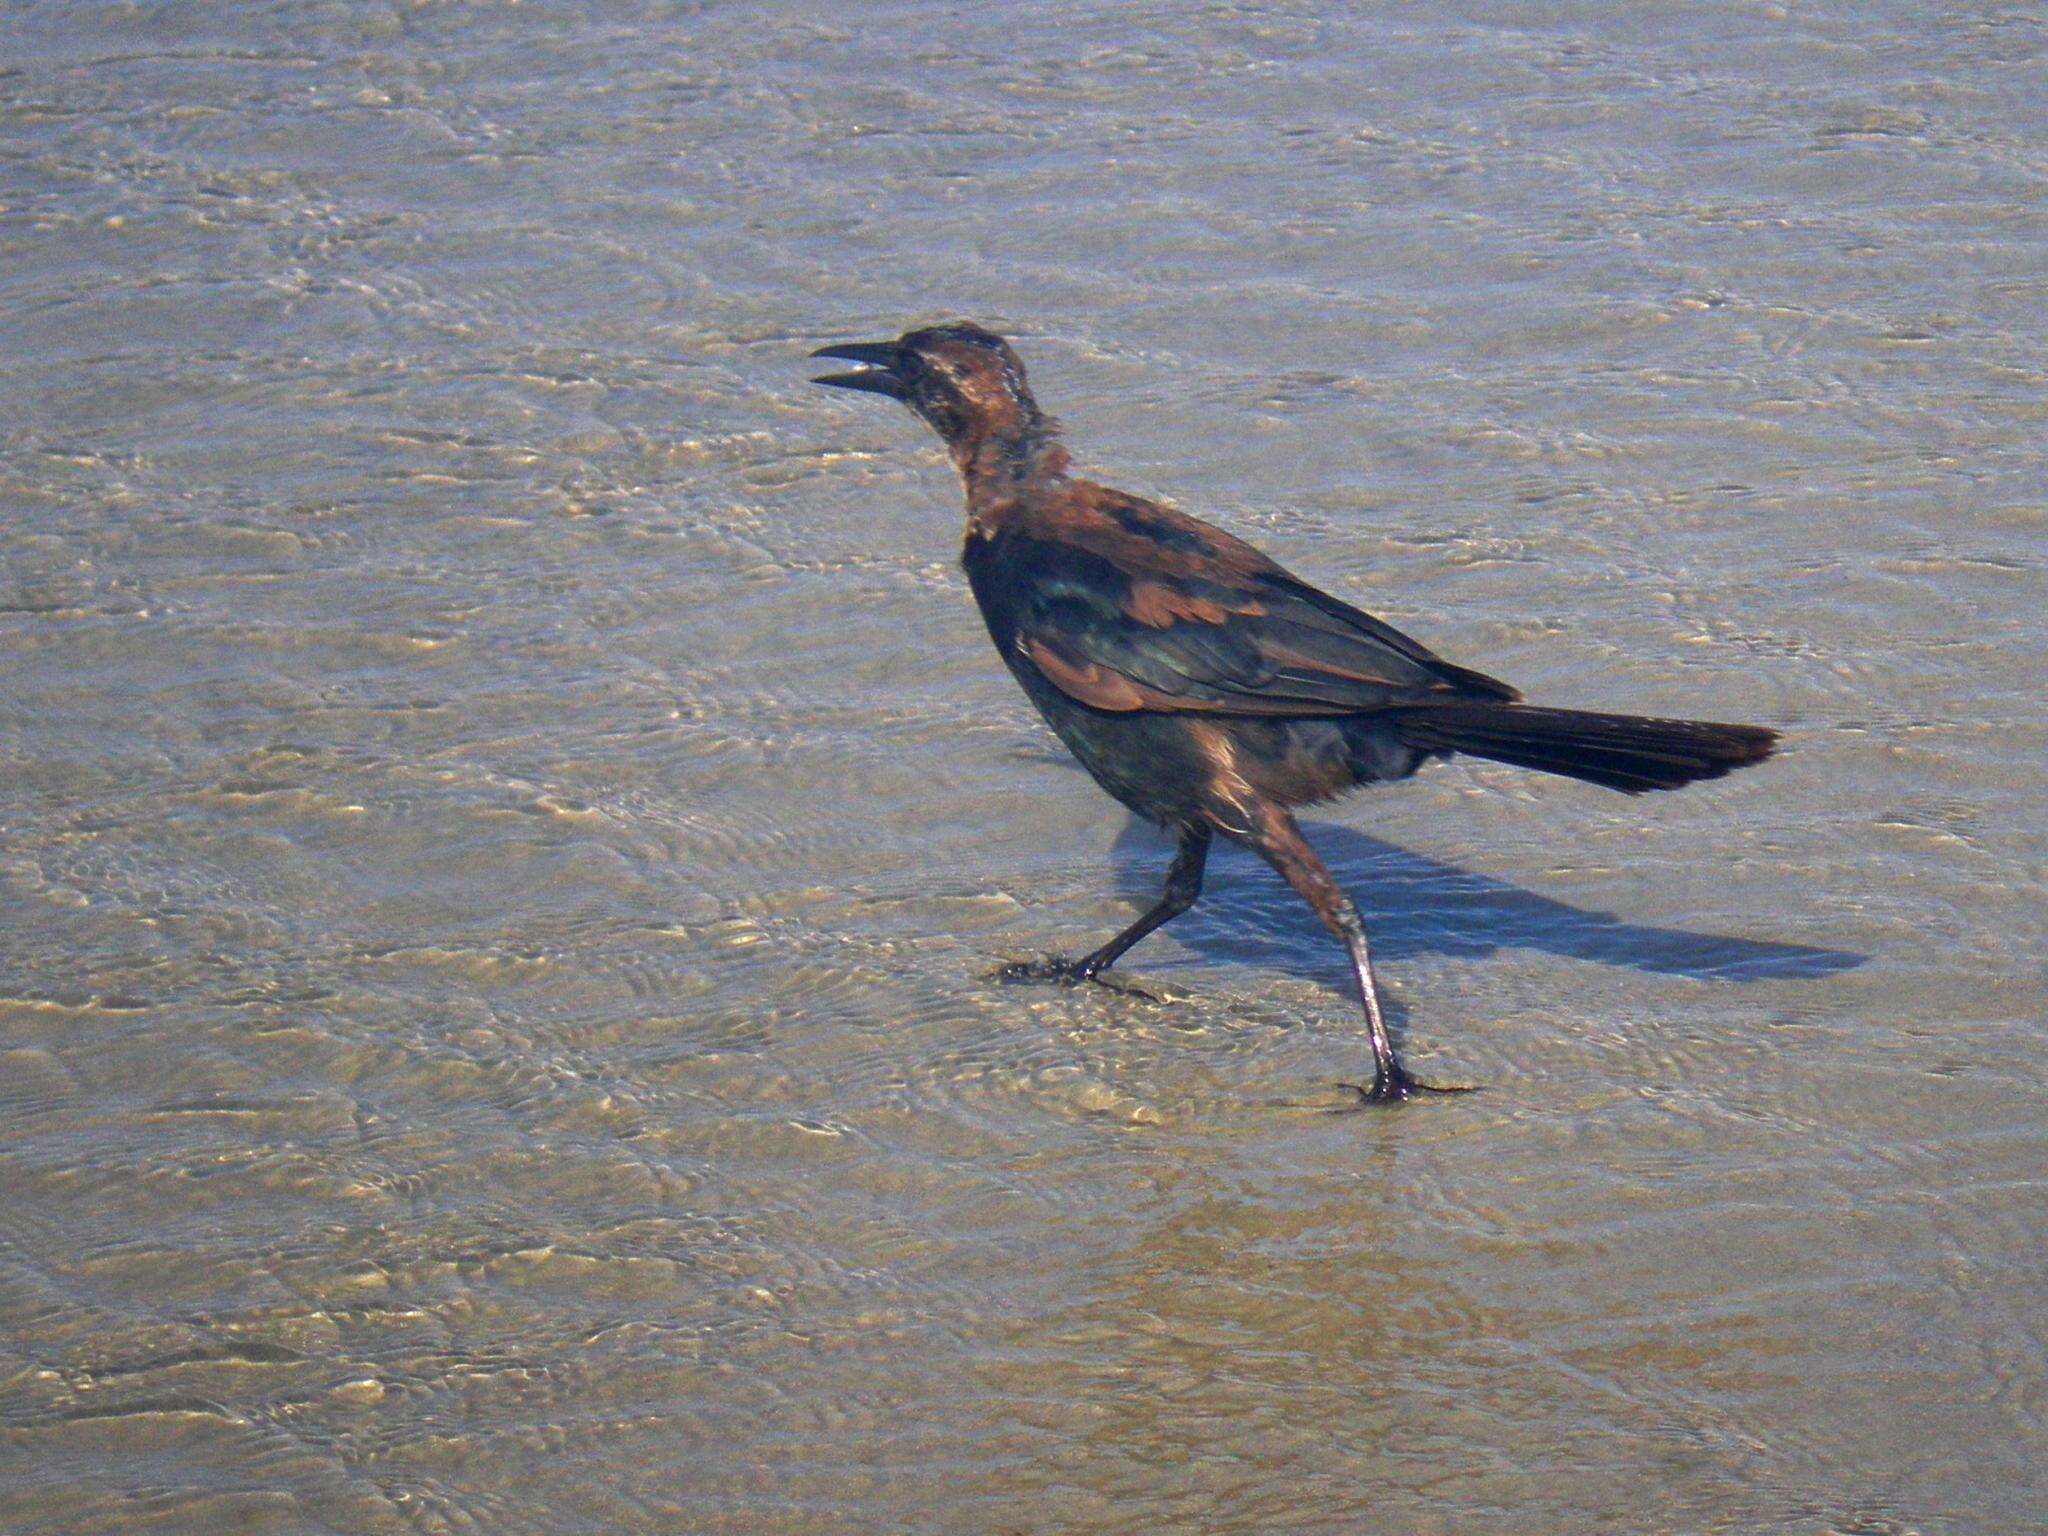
1002 492 1518 717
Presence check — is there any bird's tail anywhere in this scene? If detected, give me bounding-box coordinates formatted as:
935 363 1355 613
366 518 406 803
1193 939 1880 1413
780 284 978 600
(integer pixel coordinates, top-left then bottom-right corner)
1387 702 1777 795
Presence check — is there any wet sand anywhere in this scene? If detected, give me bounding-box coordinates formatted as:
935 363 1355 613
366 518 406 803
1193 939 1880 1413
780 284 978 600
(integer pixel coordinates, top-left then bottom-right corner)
2 3 2043 1531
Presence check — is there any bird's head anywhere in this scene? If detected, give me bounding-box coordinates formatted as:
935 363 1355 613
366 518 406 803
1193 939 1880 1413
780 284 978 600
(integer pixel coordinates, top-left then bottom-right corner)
811 322 1063 480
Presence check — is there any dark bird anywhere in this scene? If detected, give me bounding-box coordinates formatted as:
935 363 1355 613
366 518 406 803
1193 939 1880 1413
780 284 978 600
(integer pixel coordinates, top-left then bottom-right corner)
811 323 1776 1104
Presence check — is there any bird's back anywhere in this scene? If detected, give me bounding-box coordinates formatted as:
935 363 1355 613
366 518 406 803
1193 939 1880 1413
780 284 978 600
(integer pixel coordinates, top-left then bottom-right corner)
963 477 1517 723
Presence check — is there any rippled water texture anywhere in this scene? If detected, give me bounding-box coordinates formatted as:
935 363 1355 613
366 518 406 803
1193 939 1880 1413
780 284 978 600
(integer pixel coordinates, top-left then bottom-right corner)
3 2 2044 1531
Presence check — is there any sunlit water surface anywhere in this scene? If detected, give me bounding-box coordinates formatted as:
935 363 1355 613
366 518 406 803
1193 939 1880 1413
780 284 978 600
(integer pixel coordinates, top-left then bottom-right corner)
2 2 2044 1532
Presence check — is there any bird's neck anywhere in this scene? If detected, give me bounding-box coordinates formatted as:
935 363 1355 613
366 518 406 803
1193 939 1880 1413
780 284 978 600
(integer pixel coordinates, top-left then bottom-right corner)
950 408 1069 506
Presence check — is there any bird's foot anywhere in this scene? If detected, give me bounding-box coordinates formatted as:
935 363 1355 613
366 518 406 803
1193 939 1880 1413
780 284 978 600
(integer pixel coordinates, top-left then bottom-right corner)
1338 1059 1478 1109
990 956 1176 1004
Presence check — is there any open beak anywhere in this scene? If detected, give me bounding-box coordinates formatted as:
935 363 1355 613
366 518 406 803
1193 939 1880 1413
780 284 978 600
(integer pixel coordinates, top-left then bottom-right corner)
810 340 907 399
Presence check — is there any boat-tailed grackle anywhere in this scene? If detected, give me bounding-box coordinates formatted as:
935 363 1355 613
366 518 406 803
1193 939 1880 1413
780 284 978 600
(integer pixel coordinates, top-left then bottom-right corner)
811 323 1775 1104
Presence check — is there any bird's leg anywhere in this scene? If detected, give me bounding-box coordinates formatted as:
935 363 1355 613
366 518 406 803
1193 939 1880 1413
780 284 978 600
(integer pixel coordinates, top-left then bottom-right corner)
1239 807 1467 1106
997 827 1209 997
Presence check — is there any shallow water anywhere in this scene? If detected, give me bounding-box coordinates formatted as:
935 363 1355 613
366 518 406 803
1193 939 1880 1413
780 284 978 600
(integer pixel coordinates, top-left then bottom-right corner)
2 2 2044 1531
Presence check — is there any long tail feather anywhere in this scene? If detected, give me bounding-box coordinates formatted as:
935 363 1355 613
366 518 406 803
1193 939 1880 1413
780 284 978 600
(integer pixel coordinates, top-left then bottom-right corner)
1390 702 1777 794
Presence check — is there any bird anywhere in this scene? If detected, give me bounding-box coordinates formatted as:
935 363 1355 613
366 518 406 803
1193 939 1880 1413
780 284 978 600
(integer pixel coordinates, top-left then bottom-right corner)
809 322 1776 1104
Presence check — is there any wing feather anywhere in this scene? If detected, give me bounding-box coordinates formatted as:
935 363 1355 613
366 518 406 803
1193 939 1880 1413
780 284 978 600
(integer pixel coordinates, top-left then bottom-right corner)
991 493 1517 717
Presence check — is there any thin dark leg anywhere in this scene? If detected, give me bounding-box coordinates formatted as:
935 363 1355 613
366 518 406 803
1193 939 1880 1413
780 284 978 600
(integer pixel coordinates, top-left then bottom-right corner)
1075 826 1211 976
998 827 1210 991
1238 806 1465 1105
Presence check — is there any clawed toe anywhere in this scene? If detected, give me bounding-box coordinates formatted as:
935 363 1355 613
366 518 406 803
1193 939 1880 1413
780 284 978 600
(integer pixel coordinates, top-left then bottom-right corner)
1092 973 1175 1004
1337 1062 1478 1109
991 956 1092 986
990 957 1176 1003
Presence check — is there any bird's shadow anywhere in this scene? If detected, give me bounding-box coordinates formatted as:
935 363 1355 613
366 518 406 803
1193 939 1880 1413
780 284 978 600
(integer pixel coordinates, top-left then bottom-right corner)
1102 813 1866 990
